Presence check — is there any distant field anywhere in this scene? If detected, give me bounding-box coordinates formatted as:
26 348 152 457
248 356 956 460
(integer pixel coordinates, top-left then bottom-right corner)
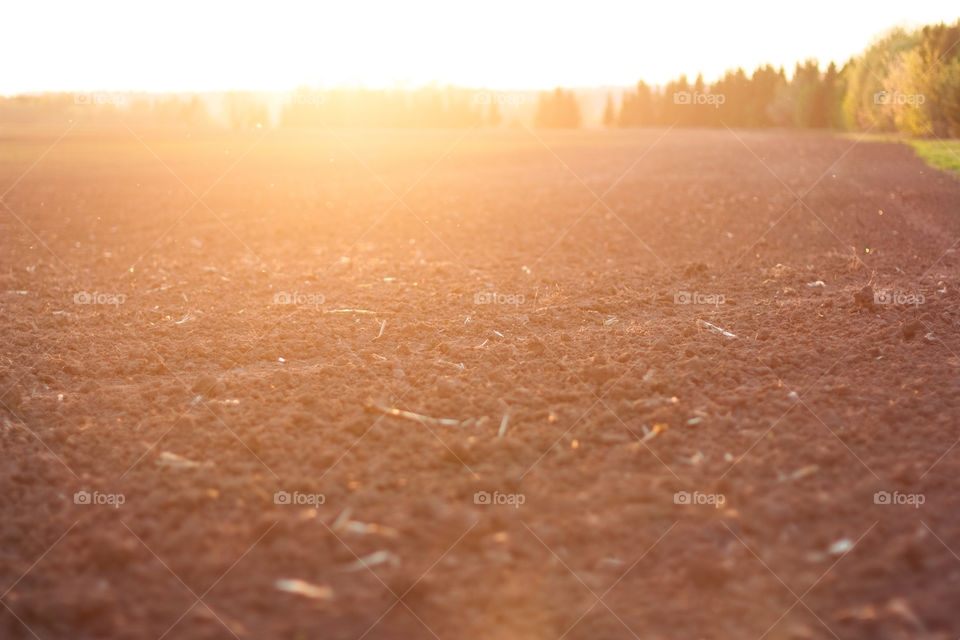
3 126 960 639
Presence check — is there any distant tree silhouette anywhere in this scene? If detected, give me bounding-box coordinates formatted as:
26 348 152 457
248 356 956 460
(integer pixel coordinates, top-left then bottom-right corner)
534 88 581 128
821 62 844 129
747 65 785 127
690 73 708 125
791 59 823 128
633 81 657 125
662 75 690 124
612 58 854 131
603 93 616 127
617 95 634 125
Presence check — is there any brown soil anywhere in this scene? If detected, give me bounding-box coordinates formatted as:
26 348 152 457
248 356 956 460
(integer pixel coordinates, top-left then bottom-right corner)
2 126 960 640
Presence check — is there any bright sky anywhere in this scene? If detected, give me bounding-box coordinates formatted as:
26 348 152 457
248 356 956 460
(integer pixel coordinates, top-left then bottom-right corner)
3 0 957 94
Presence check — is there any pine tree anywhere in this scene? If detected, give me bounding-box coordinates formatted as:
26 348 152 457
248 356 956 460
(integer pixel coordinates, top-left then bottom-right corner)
821 62 842 129
603 93 616 127
534 88 581 128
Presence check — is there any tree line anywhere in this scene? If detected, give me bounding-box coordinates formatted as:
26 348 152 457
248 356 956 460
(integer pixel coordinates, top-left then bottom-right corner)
2 20 956 135
592 19 960 136
597 61 843 130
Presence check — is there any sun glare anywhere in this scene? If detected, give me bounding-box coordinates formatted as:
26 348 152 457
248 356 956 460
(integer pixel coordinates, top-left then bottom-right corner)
3 0 959 93
4 3 960 639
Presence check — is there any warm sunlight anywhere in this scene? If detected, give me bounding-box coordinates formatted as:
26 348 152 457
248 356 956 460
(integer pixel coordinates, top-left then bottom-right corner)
3 0 959 93
4 3 960 640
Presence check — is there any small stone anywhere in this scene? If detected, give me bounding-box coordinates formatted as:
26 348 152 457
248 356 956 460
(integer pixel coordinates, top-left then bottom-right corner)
828 538 854 554
853 285 875 310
